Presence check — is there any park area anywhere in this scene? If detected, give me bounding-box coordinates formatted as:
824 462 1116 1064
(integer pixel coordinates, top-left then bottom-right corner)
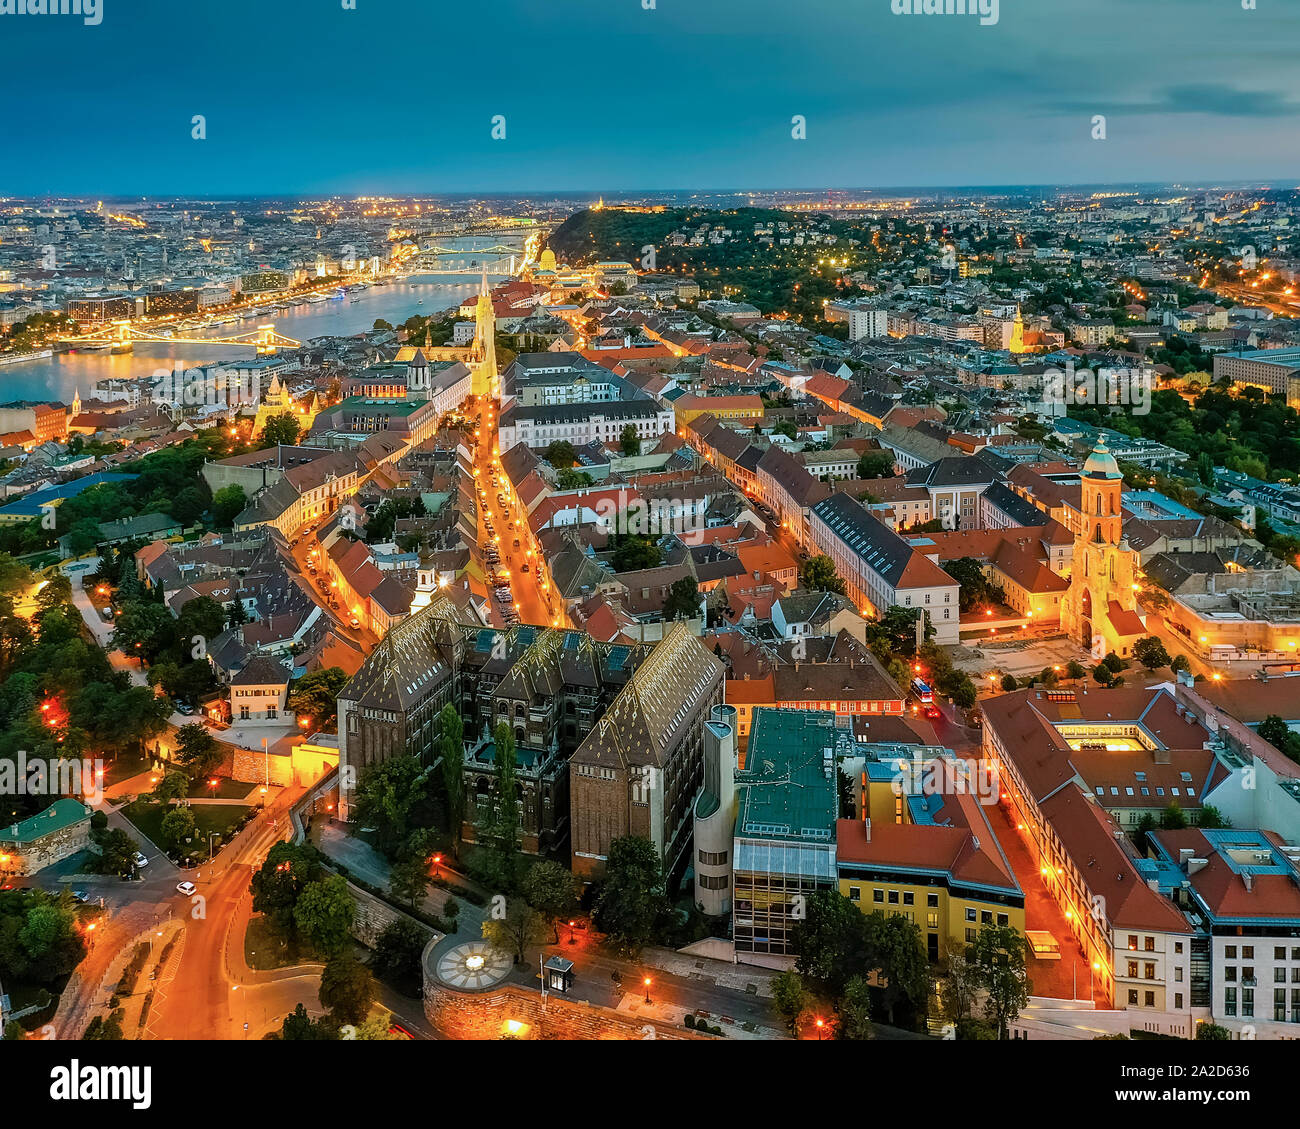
121 796 255 865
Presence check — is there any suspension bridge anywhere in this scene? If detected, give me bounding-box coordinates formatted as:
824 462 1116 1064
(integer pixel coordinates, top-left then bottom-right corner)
60 320 302 355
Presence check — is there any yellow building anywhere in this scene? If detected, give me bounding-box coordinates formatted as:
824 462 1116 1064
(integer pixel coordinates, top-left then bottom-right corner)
837 757 1025 962
252 373 319 437
1060 437 1147 659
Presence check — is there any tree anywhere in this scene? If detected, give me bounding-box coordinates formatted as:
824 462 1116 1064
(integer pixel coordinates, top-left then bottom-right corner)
619 424 641 458
211 484 247 528
609 534 662 572
1195 1020 1232 1040
438 704 465 854
1159 801 1189 831
251 842 323 935
159 806 197 853
803 554 846 596
592 836 668 954
522 859 580 942
484 722 520 886
1258 715 1300 763
793 888 867 995
353 755 437 858
835 975 874 1040
544 440 577 469
1000 674 1017 693
555 466 593 490
294 874 356 956
856 451 894 480
940 947 980 1024
278 1002 332 1041
93 827 138 876
771 970 812 1036
862 911 929 1027
481 897 546 964
387 855 431 911
1133 635 1172 671
173 723 220 778
945 557 998 613
1196 804 1230 830
371 919 428 990
318 952 374 1026
287 667 349 730
261 413 300 448
662 576 700 622
16 902 86 983
968 925 1031 1039
153 769 189 804
1065 660 1086 681
111 600 174 661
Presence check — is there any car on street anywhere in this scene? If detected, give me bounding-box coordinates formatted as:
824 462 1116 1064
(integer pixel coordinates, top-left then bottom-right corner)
71 890 89 903
349 617 361 629
176 881 197 896
520 564 530 573
133 852 149 868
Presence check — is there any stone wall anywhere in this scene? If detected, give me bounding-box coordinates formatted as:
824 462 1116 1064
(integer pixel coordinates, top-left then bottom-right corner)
349 882 432 949
423 979 712 1041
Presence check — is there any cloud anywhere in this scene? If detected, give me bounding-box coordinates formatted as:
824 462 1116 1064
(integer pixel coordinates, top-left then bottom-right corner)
1055 83 1298 118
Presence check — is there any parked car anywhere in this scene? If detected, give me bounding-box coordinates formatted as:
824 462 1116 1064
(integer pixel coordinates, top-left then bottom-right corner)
71 889 89 903
132 852 149 868
176 881 197 897
520 564 530 573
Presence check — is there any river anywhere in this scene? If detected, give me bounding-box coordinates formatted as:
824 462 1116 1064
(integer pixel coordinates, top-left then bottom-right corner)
0 239 518 404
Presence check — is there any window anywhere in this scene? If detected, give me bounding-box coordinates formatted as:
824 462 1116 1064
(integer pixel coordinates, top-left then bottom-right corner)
239 706 249 720
848 886 861 902
1128 960 1138 979
1175 967 1183 982
997 913 1008 927
903 891 914 906
1175 993 1183 1010
888 890 899 905
1243 946 1254 959
1144 936 1155 952
1225 966 1237 982
1226 945 1237 959
1127 990 1138 1006
965 907 977 923
1225 988 1237 1016
927 893 939 908
1128 935 1138 951
1144 963 1155 980
1243 989 1254 1018
1144 991 1155 1008
873 889 884 904
981 910 993 926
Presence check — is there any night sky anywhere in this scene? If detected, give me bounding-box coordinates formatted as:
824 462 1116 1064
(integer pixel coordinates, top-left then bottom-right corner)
2 0 1296 194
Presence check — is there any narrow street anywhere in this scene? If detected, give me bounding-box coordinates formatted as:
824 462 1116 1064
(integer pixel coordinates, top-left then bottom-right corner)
470 397 567 630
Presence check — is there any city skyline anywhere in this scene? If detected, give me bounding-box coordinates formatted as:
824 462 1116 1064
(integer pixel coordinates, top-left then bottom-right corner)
2 0 1297 195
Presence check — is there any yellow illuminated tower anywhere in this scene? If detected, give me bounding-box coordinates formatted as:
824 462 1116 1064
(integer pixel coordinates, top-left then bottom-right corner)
1009 307 1026 354
1061 437 1145 660
472 272 499 400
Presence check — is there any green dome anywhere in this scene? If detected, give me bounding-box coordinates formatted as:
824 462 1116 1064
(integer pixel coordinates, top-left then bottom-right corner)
1083 436 1122 479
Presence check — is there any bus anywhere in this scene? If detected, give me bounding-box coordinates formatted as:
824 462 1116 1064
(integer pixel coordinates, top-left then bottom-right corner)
911 678 933 704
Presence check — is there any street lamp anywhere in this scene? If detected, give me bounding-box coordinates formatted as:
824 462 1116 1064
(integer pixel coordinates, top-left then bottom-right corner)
643 977 652 1004
815 1017 826 1040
